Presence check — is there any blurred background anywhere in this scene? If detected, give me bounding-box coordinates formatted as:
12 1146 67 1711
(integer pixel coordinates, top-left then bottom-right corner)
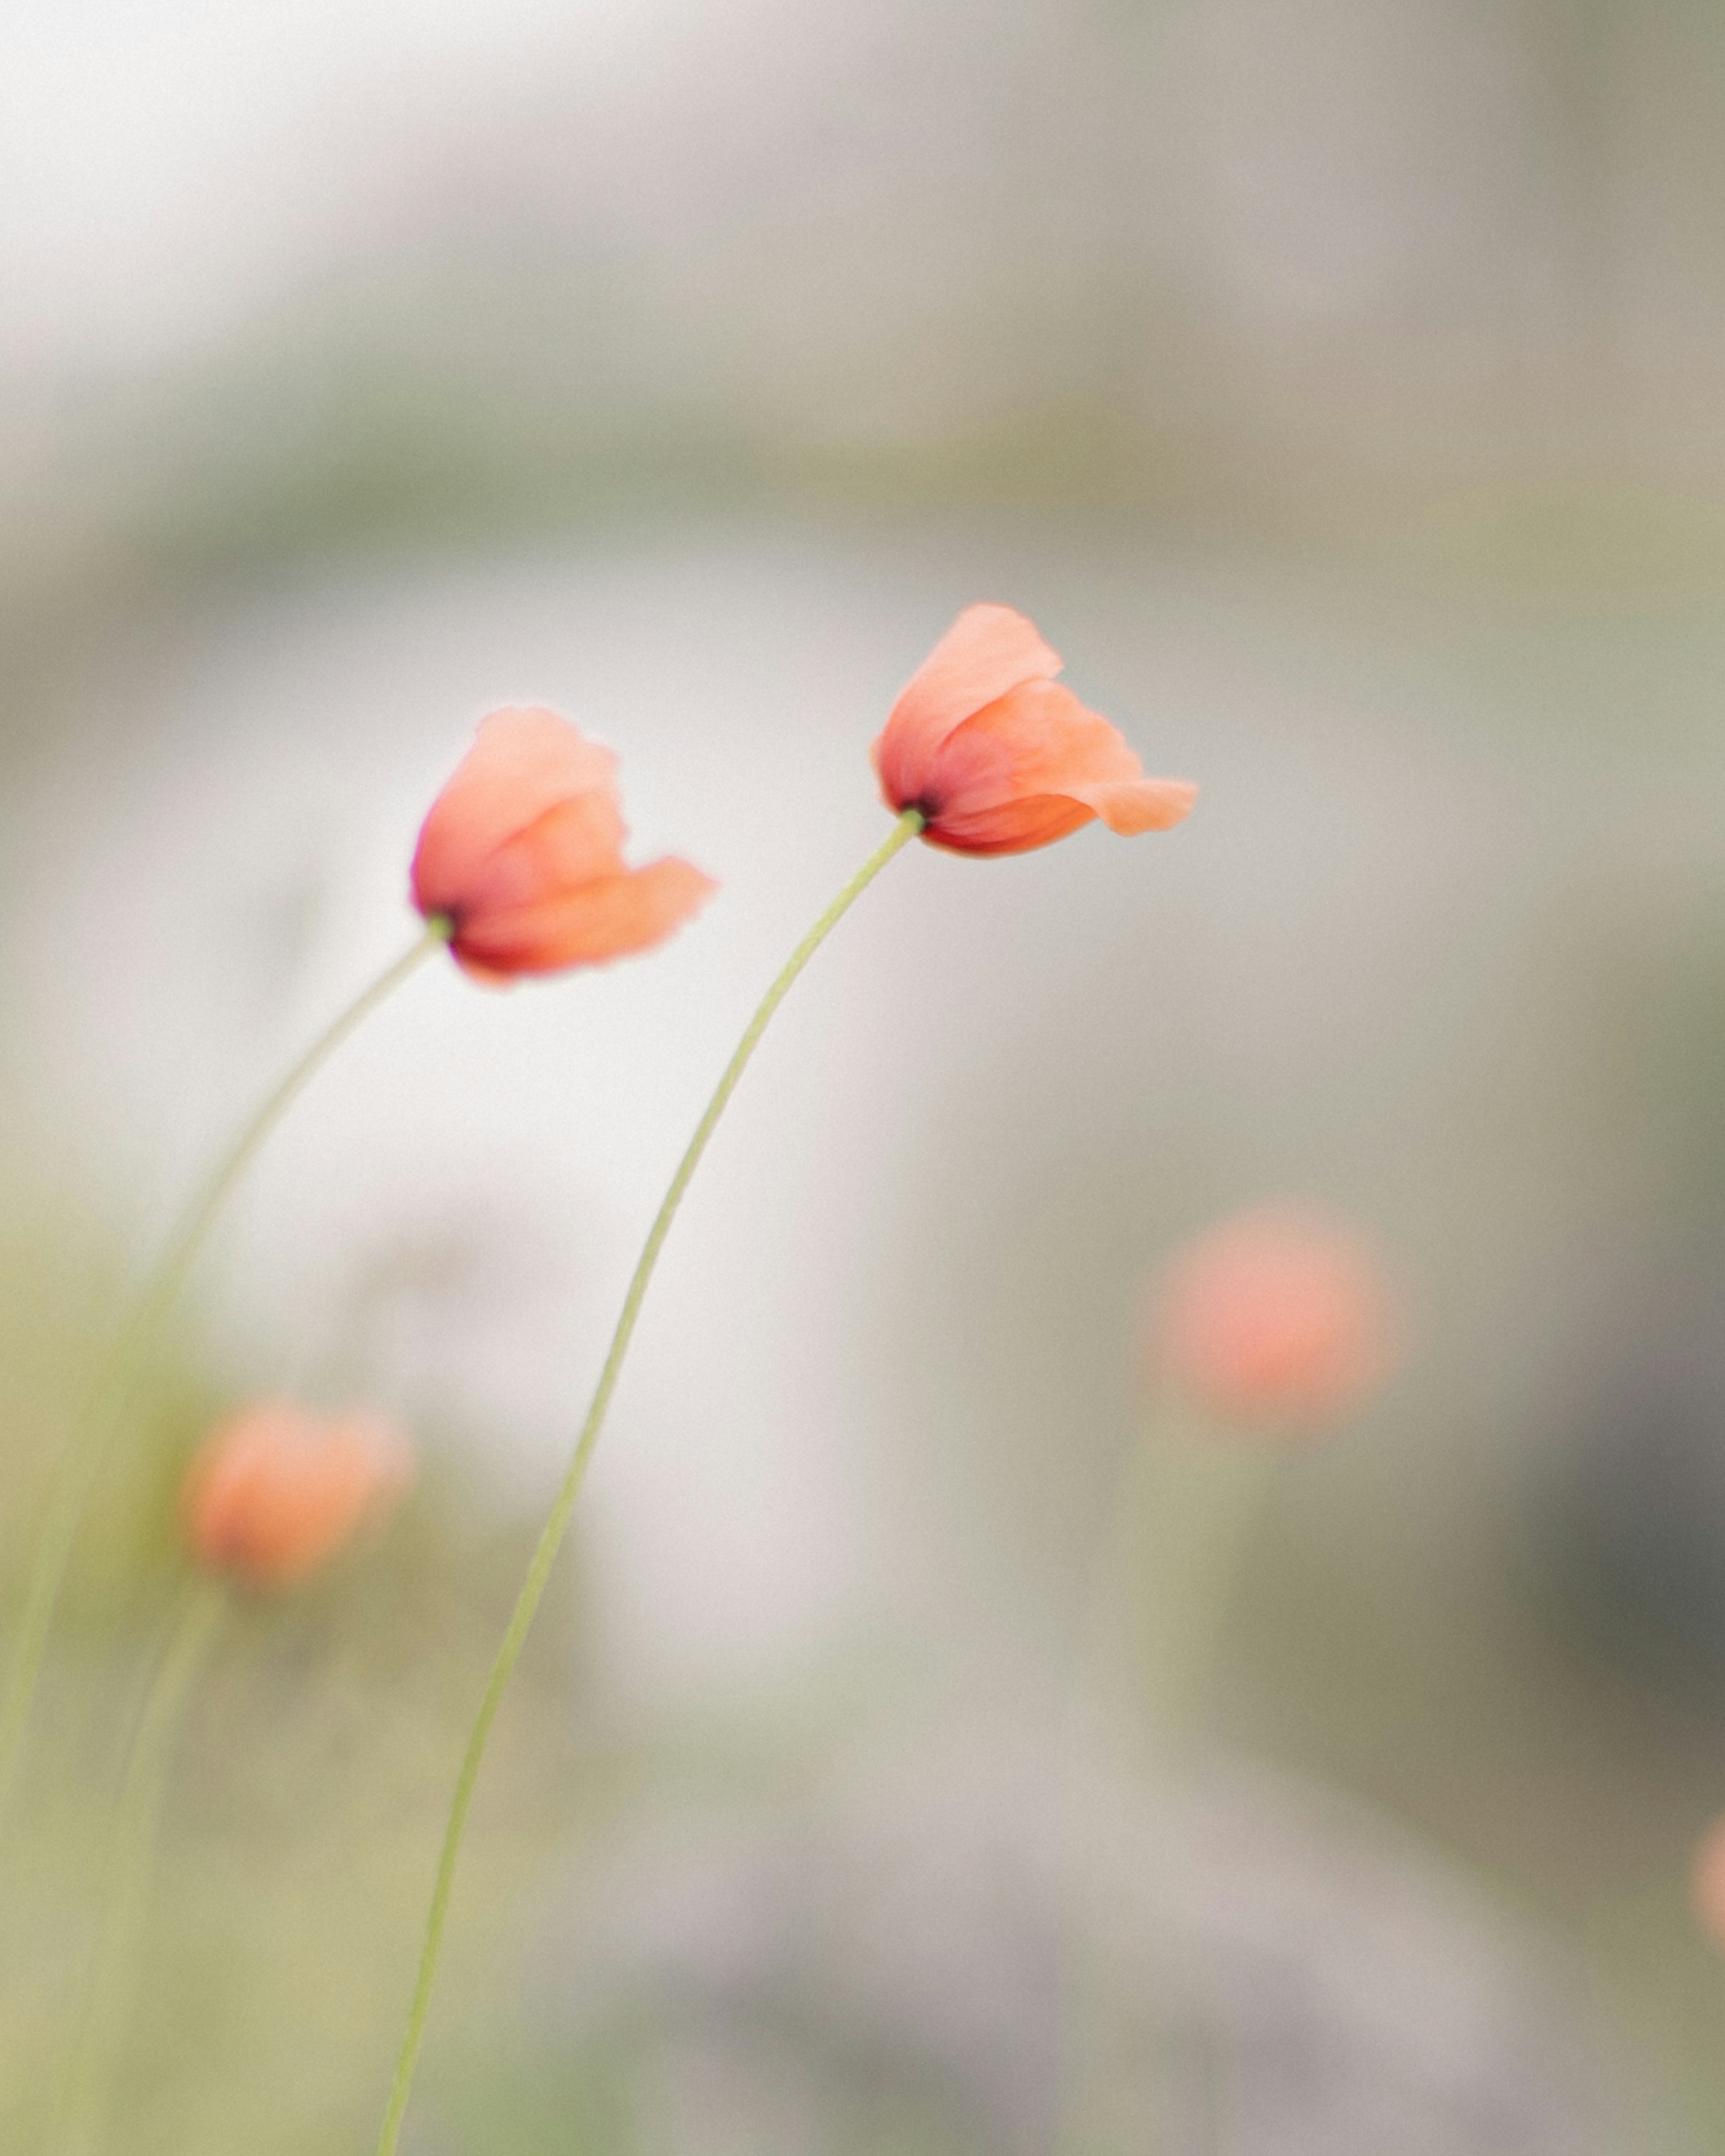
3 0 1725 2148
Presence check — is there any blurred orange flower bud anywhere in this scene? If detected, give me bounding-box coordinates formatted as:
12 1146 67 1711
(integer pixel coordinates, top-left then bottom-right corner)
1146 1204 1400 1432
184 1402 414 1588
411 707 717 983
872 603 1197 857
1693 1814 1725 1953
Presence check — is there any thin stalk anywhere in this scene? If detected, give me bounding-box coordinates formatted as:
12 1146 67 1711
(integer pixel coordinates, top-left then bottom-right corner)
0 919 449 1826
373 810 923 2156
1101 1412 1277 1752
1054 1408 1279 2154
55 1578 226 2156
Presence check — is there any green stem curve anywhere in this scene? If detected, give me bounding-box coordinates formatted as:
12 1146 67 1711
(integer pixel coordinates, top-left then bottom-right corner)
55 1578 226 2156
0 919 449 1829
373 811 922 2156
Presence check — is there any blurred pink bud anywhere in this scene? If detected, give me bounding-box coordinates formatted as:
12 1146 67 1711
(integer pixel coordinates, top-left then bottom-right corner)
411 707 717 983
183 1401 414 1589
1693 1814 1725 1953
1146 1204 1400 1432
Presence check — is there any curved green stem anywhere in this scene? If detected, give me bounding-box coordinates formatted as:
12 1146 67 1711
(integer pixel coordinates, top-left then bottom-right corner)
55 1578 226 2156
373 811 922 2156
113 918 453 1360
0 920 449 1828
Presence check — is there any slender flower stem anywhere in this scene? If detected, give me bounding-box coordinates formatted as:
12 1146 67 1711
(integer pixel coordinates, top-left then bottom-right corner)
1053 1409 1277 2153
1119 1430 1275 1744
373 810 923 2156
55 1578 226 2156
0 919 450 1828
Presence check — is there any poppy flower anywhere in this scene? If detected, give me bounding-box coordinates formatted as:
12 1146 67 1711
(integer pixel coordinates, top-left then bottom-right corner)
1693 1813 1725 1953
183 1401 414 1588
412 707 717 983
872 604 1197 856
1146 1204 1400 1433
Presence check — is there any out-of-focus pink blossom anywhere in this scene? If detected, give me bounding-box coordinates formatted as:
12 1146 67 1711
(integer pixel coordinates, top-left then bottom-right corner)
1146 1204 1400 1433
183 1401 413 1588
1692 1814 1725 1953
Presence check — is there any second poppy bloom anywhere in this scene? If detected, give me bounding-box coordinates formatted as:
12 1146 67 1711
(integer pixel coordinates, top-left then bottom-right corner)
413 708 717 982
873 604 1198 857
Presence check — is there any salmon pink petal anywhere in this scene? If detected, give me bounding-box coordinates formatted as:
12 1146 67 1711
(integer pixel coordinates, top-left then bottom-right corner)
452 858 718 978
875 604 1063 810
918 679 1197 854
920 796 1097 857
458 791 629 918
412 708 619 918
1066 776 1200 835
929 680 1138 801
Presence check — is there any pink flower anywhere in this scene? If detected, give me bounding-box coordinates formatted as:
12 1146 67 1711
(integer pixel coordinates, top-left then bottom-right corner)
412 708 717 983
1693 1814 1725 1953
1146 1204 1400 1432
873 604 1197 856
183 1402 413 1588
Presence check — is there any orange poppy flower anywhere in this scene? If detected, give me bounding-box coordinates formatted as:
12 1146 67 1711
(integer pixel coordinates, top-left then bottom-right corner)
1146 1204 1400 1433
183 1401 414 1589
872 604 1197 856
1694 1814 1725 1953
412 707 717 982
